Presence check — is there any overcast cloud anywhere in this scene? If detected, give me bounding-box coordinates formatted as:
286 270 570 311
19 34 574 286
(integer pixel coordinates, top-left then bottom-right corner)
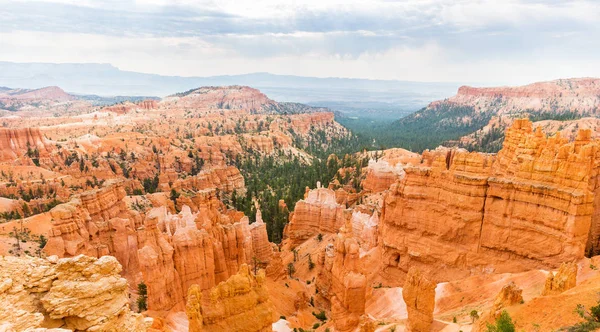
1 0 599 84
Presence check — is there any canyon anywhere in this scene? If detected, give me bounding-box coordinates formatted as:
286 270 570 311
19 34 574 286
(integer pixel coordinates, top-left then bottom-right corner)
393 78 600 152
1 81 600 332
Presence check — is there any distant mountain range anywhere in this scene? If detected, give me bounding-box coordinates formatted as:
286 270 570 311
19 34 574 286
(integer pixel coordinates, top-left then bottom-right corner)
0 61 463 119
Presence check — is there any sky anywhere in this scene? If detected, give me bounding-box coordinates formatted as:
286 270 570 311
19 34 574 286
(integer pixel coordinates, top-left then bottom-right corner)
1 0 599 84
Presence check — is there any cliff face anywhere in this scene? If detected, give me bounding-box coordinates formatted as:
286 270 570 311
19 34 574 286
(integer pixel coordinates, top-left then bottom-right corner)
380 118 600 283
103 100 158 114
186 264 274 332
45 182 274 312
0 127 53 162
0 254 145 331
395 78 600 151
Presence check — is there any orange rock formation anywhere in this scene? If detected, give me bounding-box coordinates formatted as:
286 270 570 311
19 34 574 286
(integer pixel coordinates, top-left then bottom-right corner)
402 267 436 332
542 262 578 295
0 127 53 162
380 119 600 283
186 264 274 332
45 181 275 312
474 281 523 331
285 186 346 246
316 220 368 332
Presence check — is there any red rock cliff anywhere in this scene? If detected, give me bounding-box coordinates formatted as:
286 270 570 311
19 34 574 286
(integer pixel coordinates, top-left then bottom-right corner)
380 118 600 284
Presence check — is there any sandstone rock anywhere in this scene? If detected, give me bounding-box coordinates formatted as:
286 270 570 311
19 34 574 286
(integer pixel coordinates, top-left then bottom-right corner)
434 78 600 148
46 182 274 313
171 166 245 194
185 264 274 332
362 159 406 193
491 282 523 315
542 262 577 295
328 220 368 332
250 210 273 265
285 187 345 246
0 254 145 331
0 127 53 162
380 119 600 284
475 281 523 331
402 267 436 332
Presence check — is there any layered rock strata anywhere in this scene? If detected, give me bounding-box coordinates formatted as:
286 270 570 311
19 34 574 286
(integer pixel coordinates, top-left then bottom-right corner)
380 119 600 283
185 264 274 332
318 220 368 332
284 186 346 246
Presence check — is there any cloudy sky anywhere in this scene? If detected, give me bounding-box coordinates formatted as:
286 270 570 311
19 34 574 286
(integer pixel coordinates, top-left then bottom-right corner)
1 0 599 84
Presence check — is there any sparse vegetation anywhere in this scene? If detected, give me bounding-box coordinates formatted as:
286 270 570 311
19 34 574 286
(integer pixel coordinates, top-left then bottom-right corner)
486 310 515 332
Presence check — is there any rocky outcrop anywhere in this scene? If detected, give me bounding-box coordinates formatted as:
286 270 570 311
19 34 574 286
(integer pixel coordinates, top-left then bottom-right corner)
362 159 407 193
171 166 245 193
0 127 53 162
402 267 436 332
284 186 346 246
45 182 274 312
162 86 276 113
250 210 273 265
45 181 142 271
475 282 523 331
456 78 600 101
0 254 145 331
185 264 274 332
398 78 600 151
328 220 368 332
380 119 600 283
542 262 577 295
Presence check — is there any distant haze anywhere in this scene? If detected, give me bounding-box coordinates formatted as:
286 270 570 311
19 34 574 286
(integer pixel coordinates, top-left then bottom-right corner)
0 61 463 118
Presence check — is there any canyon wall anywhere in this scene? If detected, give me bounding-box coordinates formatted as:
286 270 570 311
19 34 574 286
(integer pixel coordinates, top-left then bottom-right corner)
0 254 145 331
380 118 600 283
446 78 600 115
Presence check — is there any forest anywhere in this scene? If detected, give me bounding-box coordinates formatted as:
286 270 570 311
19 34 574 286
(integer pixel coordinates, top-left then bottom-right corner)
231 128 365 243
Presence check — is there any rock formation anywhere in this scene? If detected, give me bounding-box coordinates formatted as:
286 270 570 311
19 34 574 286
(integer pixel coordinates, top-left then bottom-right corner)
380 119 600 283
0 254 145 331
0 127 53 162
398 78 600 151
44 181 274 312
171 166 245 193
185 264 274 332
475 282 523 331
402 267 436 332
362 159 407 193
284 187 346 246
324 220 368 332
542 262 578 295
